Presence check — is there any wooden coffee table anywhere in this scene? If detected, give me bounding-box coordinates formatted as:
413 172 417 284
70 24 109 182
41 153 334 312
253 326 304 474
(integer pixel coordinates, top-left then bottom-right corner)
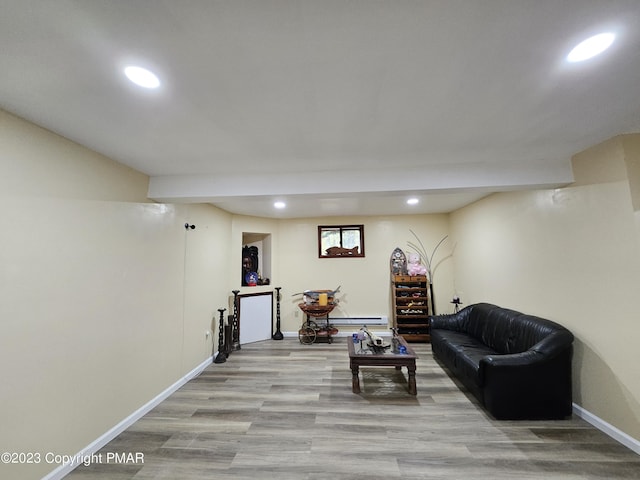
347 335 418 395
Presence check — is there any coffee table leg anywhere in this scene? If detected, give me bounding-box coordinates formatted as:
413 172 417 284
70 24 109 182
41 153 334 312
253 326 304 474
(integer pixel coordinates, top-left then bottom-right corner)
407 364 417 395
351 364 360 393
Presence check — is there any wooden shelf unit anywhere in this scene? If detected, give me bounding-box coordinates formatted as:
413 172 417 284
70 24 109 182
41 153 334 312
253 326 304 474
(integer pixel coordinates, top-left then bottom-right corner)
391 274 430 342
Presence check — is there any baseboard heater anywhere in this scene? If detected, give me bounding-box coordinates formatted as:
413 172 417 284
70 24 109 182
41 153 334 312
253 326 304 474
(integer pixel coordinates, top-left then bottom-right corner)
330 316 388 326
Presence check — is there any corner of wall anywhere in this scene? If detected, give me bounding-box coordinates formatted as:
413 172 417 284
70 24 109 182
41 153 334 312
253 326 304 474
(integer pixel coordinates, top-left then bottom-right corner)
620 133 640 212
570 136 626 187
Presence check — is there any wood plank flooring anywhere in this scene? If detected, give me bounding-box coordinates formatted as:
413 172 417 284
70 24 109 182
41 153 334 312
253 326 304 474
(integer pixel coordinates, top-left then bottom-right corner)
65 338 640 479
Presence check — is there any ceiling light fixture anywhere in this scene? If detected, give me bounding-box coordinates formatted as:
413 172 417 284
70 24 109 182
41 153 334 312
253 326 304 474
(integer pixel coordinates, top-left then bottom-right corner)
407 198 419 205
124 66 161 88
274 201 286 209
566 32 615 62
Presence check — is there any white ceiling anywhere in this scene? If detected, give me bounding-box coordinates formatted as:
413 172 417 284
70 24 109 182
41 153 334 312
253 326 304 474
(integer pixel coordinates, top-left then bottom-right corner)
2 1 639 218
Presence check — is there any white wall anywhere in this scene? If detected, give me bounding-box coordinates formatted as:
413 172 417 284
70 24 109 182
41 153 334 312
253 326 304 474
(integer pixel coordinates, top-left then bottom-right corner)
450 135 640 443
0 110 232 479
227 214 454 338
276 214 454 334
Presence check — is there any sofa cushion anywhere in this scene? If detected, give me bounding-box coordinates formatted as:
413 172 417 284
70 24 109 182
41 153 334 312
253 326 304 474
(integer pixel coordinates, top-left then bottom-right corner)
482 306 525 353
430 329 496 388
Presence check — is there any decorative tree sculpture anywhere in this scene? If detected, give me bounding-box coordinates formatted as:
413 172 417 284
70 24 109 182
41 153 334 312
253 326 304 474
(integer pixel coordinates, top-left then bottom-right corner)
407 231 448 315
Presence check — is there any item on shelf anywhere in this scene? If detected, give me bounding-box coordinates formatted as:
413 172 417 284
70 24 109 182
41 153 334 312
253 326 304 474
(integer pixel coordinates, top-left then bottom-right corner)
407 252 427 276
390 247 408 275
318 292 328 306
293 286 341 305
241 245 259 286
244 271 258 286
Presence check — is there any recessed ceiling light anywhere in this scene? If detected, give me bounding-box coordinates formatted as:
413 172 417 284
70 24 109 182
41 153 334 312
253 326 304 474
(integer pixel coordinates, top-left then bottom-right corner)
124 66 161 89
566 32 615 63
407 198 419 205
274 201 286 209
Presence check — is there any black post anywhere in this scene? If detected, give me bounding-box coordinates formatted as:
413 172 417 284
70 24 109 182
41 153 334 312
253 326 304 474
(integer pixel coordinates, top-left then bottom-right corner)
231 290 241 351
225 318 233 355
213 308 227 363
429 283 436 315
272 287 283 340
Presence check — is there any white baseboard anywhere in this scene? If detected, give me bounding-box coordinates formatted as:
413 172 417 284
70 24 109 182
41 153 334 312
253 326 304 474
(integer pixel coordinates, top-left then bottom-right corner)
329 316 388 325
42 355 213 480
572 403 640 455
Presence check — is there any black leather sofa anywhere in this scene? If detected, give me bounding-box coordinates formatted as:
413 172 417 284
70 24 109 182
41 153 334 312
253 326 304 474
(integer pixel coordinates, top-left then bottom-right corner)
430 303 574 420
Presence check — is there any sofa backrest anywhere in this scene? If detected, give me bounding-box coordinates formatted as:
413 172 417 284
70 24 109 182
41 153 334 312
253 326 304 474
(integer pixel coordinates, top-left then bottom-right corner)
453 303 573 354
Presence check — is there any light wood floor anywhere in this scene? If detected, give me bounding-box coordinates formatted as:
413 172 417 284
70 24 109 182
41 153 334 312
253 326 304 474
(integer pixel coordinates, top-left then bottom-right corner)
66 338 639 479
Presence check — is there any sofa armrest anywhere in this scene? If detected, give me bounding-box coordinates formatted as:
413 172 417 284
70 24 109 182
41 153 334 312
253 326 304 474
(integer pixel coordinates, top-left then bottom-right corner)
481 350 542 369
479 347 573 419
480 347 572 382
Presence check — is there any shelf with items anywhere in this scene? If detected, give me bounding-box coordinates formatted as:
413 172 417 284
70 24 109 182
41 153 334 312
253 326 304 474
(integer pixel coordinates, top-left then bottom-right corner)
391 274 430 342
